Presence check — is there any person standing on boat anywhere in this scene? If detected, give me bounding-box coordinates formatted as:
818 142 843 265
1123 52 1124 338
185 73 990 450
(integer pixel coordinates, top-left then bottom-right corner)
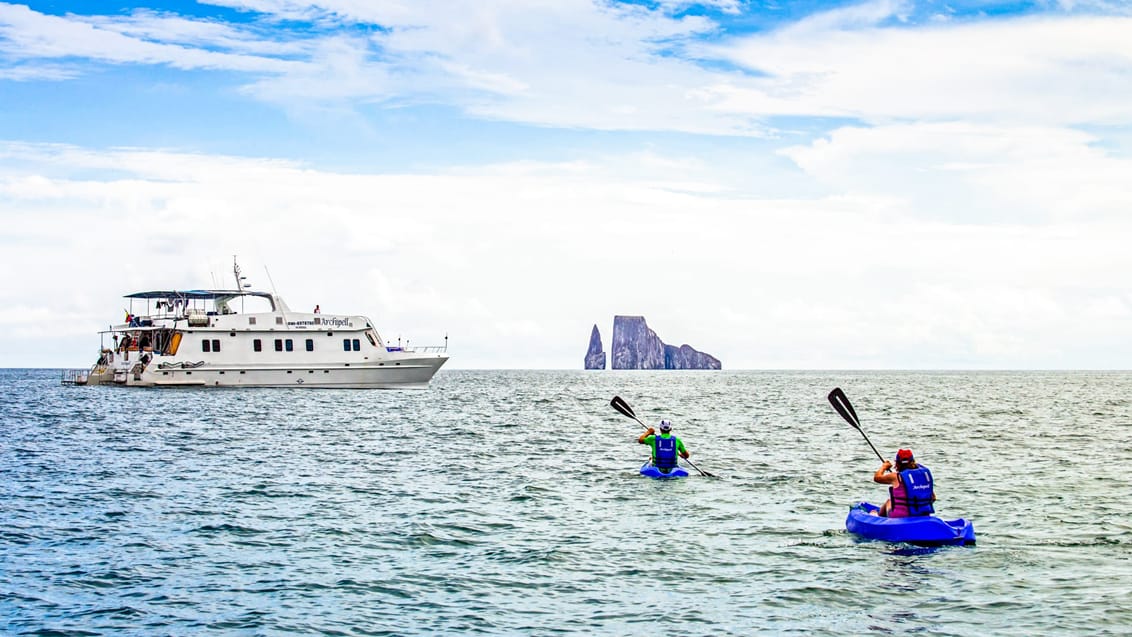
637 420 690 474
874 448 935 517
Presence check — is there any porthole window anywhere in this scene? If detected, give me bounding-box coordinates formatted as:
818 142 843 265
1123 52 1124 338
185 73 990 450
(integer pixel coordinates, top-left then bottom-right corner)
212 339 221 352
285 339 294 352
275 339 283 352
352 338 361 351
253 339 262 352
305 339 314 352
202 340 211 353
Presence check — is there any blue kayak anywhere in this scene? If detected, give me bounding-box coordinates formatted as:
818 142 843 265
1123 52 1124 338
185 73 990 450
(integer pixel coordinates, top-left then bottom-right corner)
639 461 689 480
846 502 975 546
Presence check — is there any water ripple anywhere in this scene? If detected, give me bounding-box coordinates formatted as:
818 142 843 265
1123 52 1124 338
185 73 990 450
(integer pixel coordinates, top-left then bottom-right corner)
2 370 1130 635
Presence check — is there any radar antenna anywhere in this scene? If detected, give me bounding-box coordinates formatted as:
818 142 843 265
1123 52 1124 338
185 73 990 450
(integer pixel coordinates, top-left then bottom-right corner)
232 256 251 290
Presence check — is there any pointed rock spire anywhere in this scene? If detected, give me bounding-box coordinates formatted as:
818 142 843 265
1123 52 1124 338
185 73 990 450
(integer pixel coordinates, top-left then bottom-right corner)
584 324 606 369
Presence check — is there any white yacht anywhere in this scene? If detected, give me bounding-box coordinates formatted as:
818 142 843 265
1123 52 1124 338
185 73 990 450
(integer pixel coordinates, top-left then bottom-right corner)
70 259 448 388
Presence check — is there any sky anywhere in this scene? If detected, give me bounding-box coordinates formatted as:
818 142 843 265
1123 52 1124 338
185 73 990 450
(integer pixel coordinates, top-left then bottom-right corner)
2 0 1132 370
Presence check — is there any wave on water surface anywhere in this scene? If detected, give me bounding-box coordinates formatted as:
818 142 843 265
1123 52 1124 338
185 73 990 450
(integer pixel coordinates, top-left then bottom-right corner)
2 369 1130 635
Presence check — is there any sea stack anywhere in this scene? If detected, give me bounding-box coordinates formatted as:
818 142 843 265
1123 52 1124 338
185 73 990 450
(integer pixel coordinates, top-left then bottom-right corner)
584 324 606 370
610 316 666 369
609 315 721 370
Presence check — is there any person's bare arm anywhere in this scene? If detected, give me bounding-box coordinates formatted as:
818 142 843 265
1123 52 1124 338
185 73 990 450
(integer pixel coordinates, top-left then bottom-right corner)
873 460 898 485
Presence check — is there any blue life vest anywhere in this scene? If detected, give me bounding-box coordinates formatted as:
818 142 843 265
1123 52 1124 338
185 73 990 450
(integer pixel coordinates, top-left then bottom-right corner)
654 434 678 471
891 466 935 516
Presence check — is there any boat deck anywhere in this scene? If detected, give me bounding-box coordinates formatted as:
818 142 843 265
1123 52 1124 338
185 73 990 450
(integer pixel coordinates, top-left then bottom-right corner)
60 369 89 385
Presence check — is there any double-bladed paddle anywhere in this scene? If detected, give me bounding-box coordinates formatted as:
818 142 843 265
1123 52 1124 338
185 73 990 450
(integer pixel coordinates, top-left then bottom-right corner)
610 395 715 477
827 387 885 462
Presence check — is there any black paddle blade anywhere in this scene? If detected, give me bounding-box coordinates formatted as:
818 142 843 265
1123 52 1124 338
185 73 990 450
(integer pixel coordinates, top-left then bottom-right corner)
610 395 636 419
685 458 716 478
828 387 861 429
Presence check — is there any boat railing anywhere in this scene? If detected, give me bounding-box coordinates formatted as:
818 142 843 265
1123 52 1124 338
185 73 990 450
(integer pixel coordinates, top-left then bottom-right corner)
60 369 89 385
412 345 448 353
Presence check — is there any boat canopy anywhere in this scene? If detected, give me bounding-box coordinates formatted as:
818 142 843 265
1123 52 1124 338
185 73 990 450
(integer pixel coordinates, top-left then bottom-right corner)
125 289 281 313
125 289 275 301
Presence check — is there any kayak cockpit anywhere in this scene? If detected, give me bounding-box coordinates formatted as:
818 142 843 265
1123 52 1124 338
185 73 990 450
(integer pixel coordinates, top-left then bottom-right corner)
639 461 689 480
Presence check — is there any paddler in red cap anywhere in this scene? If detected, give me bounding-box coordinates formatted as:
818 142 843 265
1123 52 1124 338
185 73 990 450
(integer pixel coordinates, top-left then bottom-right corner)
873 448 936 518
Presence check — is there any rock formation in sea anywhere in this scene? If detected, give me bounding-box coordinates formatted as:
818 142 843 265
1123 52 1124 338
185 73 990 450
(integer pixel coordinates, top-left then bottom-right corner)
609 315 721 370
584 324 606 370
663 343 722 370
610 315 665 369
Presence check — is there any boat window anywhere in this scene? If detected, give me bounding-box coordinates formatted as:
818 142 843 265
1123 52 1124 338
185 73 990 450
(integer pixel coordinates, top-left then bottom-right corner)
249 317 257 326
285 339 294 352
352 338 361 351
275 339 283 352
342 339 350 352
253 339 262 352
203 340 211 353
365 331 377 347
305 339 314 351
212 339 221 352
275 316 284 325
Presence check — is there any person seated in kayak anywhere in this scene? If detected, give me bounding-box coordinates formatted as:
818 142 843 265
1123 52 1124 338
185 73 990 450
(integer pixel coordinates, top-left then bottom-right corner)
637 419 690 474
874 448 936 518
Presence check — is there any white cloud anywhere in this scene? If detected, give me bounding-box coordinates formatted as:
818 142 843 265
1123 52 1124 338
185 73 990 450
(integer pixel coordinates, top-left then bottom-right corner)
780 122 1132 223
786 0 913 32
0 1 761 133
707 13 1132 126
3 141 1132 369
0 61 77 80
0 3 303 73
4 2 1130 134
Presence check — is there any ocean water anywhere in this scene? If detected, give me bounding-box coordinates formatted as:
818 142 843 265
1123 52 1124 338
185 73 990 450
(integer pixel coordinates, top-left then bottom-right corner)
2 369 1129 636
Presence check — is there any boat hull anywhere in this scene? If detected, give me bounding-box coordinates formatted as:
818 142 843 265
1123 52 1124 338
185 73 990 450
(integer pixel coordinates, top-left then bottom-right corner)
845 502 975 546
639 461 689 480
91 356 447 389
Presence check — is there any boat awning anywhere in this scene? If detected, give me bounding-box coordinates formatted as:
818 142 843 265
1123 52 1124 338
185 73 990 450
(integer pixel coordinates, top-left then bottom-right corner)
125 290 274 301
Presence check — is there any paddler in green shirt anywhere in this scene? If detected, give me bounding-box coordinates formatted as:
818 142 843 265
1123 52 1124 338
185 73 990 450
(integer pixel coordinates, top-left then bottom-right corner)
637 419 690 473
